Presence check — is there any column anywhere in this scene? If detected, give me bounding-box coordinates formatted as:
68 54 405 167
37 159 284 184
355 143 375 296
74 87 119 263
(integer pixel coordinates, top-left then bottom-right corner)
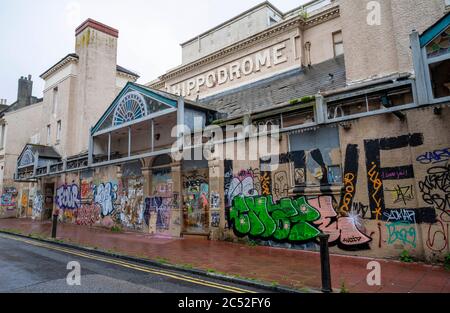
170 162 183 237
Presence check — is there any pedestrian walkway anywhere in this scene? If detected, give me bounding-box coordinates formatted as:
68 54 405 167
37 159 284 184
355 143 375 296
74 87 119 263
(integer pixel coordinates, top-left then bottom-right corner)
0 218 448 293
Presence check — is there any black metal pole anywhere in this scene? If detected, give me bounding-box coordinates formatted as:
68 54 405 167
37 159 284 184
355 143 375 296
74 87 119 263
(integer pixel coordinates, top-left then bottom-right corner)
51 214 58 239
318 233 333 293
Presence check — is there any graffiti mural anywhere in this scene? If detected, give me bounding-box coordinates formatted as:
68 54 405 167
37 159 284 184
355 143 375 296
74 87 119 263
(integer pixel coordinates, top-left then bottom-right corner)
229 195 321 242
56 184 80 210
386 222 417 248
385 185 415 205
183 170 210 232
419 164 449 212
211 211 220 227
416 148 450 165
364 133 423 220
76 204 101 226
117 178 144 230
273 171 289 201
148 170 173 232
338 145 358 215
21 190 29 216
93 182 118 217
1 194 16 208
80 179 93 199
147 196 172 231
32 192 43 220
210 192 220 209
419 164 450 253
1 187 17 210
311 196 372 249
226 169 260 207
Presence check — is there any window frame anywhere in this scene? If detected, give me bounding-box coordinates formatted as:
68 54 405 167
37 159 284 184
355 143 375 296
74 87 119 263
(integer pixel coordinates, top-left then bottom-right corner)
56 120 62 143
423 44 450 103
332 30 344 58
52 86 58 117
0 124 6 149
46 124 51 146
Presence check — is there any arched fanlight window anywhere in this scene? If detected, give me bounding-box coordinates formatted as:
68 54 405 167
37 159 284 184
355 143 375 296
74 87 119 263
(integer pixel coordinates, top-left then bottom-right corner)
19 148 34 168
112 91 148 126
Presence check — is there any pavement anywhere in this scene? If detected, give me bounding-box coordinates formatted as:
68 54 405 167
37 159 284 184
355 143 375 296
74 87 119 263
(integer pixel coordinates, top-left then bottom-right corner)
0 218 449 293
0 234 266 293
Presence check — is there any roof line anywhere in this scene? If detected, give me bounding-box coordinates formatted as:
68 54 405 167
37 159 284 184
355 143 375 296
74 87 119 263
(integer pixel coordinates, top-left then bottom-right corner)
40 53 78 79
40 53 139 79
75 18 119 38
419 11 450 47
180 1 283 46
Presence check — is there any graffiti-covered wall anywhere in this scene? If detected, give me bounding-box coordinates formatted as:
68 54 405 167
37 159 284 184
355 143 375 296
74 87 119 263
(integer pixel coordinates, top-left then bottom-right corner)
219 106 450 261
52 162 147 231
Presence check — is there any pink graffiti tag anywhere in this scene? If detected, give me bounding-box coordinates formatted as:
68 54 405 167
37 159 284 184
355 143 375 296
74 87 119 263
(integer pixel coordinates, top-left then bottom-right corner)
311 196 372 246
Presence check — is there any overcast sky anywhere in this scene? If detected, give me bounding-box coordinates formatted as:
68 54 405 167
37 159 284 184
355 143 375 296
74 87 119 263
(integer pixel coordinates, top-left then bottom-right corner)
0 0 308 104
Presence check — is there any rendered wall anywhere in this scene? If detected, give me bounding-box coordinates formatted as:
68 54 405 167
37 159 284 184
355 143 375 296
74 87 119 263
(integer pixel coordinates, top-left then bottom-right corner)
340 0 446 82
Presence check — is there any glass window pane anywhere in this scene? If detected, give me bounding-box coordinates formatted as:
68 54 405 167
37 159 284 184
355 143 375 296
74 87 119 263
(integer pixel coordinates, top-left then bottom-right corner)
426 26 450 59
429 59 450 99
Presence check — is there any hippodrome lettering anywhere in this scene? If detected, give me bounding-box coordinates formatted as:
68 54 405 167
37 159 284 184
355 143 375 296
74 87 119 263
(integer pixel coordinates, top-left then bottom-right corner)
170 43 289 97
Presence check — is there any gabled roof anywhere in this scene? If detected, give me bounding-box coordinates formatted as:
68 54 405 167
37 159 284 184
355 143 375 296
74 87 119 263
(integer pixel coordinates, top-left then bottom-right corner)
420 12 450 47
201 55 346 118
40 53 140 80
91 82 179 134
40 53 79 79
17 144 61 168
91 82 218 135
0 97 43 118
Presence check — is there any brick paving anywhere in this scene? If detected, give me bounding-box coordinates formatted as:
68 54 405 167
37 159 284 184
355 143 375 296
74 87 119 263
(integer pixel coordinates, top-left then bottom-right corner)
0 218 449 293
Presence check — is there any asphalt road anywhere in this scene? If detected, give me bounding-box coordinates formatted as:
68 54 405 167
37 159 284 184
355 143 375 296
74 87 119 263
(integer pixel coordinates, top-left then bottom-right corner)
0 234 267 293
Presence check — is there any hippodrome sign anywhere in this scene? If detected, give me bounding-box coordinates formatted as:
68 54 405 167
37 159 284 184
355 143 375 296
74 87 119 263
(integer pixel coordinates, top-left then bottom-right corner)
169 43 289 97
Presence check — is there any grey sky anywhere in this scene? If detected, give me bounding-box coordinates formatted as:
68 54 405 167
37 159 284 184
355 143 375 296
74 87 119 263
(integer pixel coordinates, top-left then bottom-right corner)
0 0 307 104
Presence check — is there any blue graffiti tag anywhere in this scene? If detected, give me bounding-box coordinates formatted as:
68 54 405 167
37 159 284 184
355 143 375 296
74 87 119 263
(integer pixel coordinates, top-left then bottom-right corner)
93 182 118 217
56 184 80 210
416 148 450 165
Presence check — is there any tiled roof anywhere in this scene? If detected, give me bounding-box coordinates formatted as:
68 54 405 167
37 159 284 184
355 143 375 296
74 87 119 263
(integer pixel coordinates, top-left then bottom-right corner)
200 55 346 118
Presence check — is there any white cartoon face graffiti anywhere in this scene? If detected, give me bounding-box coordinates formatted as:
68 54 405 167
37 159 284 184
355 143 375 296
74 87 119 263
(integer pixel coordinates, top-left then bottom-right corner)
227 176 259 206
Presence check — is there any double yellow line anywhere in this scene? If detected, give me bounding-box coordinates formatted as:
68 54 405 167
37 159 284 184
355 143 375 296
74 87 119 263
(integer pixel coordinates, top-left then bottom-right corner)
0 234 256 293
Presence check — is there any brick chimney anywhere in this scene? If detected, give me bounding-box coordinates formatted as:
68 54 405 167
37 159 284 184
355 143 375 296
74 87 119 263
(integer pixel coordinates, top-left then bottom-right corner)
17 75 33 107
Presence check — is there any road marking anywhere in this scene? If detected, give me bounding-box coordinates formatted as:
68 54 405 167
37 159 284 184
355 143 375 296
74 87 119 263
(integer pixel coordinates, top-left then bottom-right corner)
0 234 257 293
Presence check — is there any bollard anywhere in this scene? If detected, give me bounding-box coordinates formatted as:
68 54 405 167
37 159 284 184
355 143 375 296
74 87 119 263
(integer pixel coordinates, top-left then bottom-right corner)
318 233 333 293
51 214 58 239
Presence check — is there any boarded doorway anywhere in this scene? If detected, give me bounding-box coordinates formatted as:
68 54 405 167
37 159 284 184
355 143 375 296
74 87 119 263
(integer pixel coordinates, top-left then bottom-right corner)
182 167 210 234
43 183 54 220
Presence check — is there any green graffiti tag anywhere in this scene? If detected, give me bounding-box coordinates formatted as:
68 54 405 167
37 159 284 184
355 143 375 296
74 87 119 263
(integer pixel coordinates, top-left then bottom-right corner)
230 196 321 242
